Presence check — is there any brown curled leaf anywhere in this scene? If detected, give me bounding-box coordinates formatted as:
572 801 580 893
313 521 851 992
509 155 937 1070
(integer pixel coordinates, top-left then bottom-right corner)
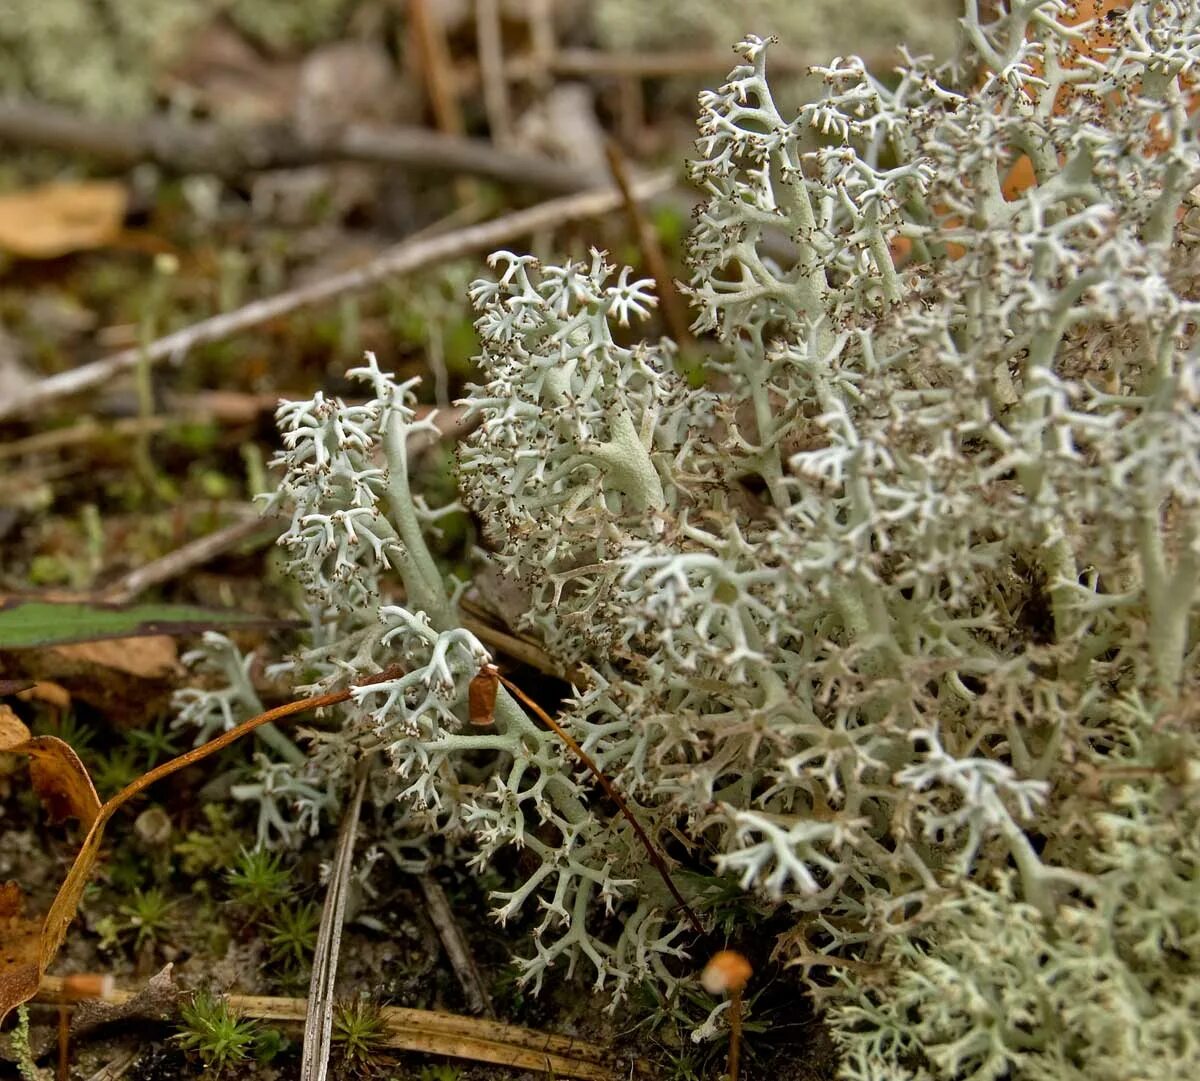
0 668 401 1025
0 703 30 748
0 703 101 828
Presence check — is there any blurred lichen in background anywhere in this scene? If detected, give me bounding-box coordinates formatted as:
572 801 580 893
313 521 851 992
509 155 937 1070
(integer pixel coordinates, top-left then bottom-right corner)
0 0 357 116
0 0 958 118
594 0 959 74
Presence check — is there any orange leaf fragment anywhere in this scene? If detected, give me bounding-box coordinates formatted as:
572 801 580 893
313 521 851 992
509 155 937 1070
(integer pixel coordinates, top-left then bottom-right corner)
0 180 127 259
0 703 101 829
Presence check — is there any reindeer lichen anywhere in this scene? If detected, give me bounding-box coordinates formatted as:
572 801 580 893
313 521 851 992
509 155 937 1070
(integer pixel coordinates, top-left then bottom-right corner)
176 4 1200 1075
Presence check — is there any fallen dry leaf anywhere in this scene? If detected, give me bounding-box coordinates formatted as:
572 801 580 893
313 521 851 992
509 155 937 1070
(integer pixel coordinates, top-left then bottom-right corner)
0 671 396 1024
0 702 100 829
0 703 28 745
14 680 71 711
0 882 41 1024
0 703 101 1023
0 181 127 259
1 636 181 718
20 739 99 828
49 637 180 681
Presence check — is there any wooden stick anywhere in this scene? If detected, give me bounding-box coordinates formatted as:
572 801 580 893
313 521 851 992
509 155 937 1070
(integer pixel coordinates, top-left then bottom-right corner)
0 170 675 423
604 140 693 350
35 980 629 1079
525 0 557 92
0 101 593 192
495 673 705 937
98 515 280 604
409 0 474 205
418 872 495 1017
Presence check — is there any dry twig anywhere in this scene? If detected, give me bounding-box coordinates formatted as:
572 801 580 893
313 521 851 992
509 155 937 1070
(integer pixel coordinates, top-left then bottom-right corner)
408 0 474 205
0 100 593 193
0 170 674 423
98 514 280 604
417 873 495 1018
524 0 558 91
36 979 630 1079
604 140 693 349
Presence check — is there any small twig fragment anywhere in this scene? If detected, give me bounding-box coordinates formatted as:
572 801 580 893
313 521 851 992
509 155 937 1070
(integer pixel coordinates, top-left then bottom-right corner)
476 0 514 146
99 515 282 604
409 0 474 204
417 873 496 1017
604 140 693 349
495 672 704 936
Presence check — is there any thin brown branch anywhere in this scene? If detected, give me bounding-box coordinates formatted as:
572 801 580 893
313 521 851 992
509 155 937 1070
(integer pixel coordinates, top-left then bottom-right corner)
408 0 466 138
604 140 693 349
98 514 281 604
103 675 390 814
409 0 474 205
0 170 675 423
0 100 594 192
525 0 557 92
495 673 705 937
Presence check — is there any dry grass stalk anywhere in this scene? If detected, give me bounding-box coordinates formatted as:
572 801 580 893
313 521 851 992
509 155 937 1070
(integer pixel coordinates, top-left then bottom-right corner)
36 979 631 1079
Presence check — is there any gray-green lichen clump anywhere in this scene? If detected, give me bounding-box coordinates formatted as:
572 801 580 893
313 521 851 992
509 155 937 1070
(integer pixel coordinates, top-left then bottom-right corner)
0 0 357 115
176 3 1200 1077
